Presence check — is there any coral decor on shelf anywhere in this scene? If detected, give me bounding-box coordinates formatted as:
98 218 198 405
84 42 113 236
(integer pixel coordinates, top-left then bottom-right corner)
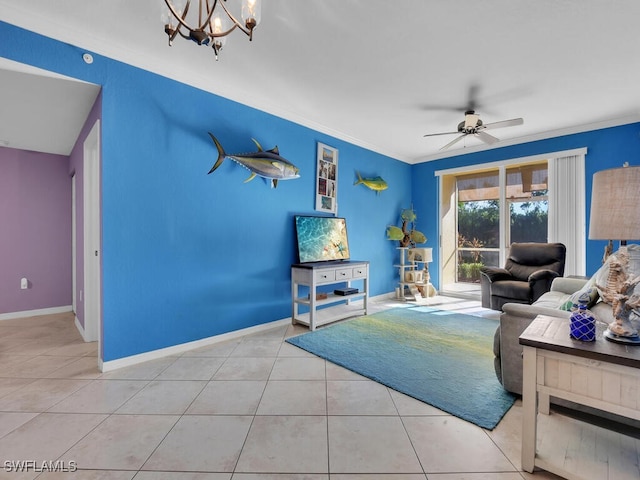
386 207 427 248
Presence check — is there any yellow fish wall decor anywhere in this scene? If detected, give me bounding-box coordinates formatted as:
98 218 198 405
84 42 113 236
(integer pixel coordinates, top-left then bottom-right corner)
354 171 388 193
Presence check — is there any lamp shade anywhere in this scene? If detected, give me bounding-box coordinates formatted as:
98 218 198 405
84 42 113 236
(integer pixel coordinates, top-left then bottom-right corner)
589 166 640 241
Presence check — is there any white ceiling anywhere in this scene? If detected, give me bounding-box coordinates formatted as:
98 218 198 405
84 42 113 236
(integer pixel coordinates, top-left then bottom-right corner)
2 1 640 162
0 58 100 156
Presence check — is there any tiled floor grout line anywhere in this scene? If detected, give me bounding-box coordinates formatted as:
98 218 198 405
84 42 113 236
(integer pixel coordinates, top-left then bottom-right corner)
324 359 331 477
228 333 281 475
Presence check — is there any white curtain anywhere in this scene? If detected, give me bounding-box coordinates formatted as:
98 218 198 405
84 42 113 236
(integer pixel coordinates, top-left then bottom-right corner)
548 153 586 276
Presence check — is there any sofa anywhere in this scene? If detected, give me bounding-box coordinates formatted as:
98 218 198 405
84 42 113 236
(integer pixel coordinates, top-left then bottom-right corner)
494 245 640 396
493 245 640 429
492 276 612 395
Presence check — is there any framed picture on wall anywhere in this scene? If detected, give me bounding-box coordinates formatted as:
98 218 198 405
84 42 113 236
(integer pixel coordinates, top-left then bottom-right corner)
315 142 338 214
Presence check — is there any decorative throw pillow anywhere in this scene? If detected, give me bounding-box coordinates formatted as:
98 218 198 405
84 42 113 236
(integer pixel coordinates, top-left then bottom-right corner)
559 279 599 311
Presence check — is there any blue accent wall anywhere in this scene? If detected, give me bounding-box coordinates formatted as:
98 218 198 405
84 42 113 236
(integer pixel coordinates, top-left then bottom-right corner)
1 21 412 361
3 20 640 362
412 124 640 290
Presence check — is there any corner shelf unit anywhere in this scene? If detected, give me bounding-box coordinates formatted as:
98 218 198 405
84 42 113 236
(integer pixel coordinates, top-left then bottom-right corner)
394 247 433 301
291 261 369 330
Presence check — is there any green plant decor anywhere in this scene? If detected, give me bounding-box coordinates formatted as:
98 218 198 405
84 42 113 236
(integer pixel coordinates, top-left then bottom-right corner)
458 262 483 282
386 207 427 248
457 234 485 283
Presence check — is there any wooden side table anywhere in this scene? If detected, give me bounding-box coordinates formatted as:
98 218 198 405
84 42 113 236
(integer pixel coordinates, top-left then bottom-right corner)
519 315 640 479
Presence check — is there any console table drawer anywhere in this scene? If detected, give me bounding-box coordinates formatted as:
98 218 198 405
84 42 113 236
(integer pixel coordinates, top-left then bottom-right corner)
315 270 335 282
335 268 353 280
352 266 367 278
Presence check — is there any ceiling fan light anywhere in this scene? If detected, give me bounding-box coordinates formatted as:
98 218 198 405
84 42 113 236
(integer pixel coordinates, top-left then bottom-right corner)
425 109 524 150
464 113 479 131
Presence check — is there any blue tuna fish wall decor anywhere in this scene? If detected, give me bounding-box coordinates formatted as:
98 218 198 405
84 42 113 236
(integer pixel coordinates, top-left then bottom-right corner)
208 133 300 188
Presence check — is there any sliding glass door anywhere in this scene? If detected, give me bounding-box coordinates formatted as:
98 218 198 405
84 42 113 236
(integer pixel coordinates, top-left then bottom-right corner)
438 149 587 296
439 161 550 294
456 170 500 284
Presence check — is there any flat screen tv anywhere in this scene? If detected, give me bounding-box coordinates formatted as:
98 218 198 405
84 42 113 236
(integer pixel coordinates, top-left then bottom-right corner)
294 215 351 263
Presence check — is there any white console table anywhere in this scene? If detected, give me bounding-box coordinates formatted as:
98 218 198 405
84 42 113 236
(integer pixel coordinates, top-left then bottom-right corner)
520 315 640 480
291 261 369 330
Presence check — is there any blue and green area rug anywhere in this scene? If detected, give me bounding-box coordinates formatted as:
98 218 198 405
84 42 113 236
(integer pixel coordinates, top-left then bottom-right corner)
287 307 515 430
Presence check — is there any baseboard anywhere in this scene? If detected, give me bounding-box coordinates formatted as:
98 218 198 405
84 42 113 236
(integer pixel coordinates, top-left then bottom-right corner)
101 293 404 372
374 291 401 300
74 315 87 340
5 294 398 371
439 290 480 301
0 305 73 321
101 317 292 372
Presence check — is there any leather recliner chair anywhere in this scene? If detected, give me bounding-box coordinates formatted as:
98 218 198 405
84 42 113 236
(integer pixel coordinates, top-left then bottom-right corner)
480 242 566 311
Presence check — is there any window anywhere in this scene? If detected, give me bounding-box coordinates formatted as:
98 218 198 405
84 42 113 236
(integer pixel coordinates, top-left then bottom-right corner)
454 163 548 284
436 149 585 296
506 164 548 245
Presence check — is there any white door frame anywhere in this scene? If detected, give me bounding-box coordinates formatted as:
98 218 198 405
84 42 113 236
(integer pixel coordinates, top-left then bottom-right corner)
83 120 101 355
72 174 77 316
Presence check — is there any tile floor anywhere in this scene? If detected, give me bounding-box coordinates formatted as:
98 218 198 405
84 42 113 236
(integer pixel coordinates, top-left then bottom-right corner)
0 297 564 479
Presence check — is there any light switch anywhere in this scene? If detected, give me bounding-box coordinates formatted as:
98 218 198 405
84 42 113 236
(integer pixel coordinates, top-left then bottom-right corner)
21 277 28 289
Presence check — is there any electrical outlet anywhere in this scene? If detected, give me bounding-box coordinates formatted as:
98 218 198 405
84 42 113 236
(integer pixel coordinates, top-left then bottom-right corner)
21 277 28 289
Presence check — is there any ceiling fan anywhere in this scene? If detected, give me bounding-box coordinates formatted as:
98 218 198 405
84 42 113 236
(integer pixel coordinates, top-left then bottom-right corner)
423 110 524 151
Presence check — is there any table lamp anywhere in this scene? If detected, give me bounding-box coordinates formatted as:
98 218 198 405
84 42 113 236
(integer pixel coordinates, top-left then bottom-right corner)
588 164 640 344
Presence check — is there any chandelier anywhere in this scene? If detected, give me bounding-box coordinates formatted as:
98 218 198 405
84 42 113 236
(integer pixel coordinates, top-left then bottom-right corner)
162 0 262 59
